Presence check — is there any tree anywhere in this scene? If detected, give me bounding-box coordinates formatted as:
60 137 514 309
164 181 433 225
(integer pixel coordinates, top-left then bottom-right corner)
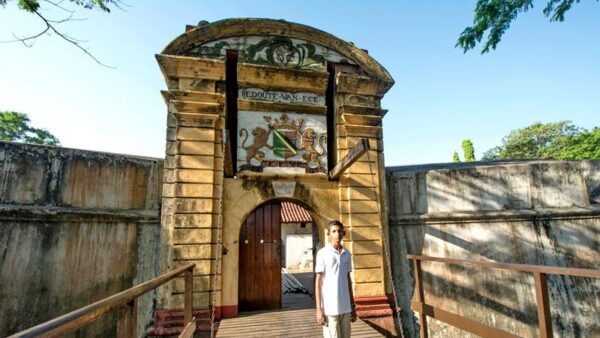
462 139 476 161
457 0 597 54
0 0 124 65
482 121 600 160
557 128 600 160
0 111 60 145
453 151 461 162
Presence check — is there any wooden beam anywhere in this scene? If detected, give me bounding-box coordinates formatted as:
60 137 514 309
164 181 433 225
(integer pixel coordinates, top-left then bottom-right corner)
534 272 553 338
184 270 193 325
8 263 195 338
406 254 600 278
329 138 369 180
178 319 196 338
116 300 137 338
413 260 428 338
411 301 519 338
224 129 234 177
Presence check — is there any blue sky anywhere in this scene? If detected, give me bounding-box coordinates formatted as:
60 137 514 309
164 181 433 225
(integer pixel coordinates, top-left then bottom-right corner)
1 1 598 165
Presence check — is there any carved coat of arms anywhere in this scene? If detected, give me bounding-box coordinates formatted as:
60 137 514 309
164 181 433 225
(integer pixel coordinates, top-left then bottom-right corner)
238 113 327 171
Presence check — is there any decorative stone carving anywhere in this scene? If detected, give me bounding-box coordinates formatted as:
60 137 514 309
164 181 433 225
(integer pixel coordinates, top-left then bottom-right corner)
237 112 327 174
184 36 356 71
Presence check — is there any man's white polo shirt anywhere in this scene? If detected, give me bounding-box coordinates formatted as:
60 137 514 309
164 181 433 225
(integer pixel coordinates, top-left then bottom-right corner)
315 243 353 316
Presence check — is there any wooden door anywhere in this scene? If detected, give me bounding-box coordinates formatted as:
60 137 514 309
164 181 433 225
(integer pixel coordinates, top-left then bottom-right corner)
239 201 282 311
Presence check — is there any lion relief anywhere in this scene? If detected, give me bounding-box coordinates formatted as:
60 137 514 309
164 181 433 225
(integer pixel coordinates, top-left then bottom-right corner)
298 128 326 168
239 125 327 169
239 127 272 165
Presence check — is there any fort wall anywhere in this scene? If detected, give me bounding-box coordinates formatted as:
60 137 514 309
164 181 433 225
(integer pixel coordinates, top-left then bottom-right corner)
2 141 599 338
387 160 600 337
0 142 163 337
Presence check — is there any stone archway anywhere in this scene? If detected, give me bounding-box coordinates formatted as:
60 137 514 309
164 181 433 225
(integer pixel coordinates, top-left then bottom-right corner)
237 199 321 313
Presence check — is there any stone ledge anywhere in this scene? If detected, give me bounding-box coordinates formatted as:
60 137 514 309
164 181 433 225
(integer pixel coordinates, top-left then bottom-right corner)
0 204 158 222
390 206 600 225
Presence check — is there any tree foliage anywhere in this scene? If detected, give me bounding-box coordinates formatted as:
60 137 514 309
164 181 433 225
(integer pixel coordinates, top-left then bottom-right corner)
457 0 597 54
558 128 600 160
0 111 60 146
462 139 476 161
452 151 461 162
1 0 124 65
482 121 599 160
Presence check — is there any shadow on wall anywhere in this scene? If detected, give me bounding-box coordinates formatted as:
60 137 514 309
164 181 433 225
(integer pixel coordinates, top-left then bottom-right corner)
0 142 163 337
386 160 600 338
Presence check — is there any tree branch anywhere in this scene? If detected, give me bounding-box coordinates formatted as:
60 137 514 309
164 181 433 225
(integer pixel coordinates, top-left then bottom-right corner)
457 0 598 54
1 0 116 68
41 0 74 13
31 7 114 67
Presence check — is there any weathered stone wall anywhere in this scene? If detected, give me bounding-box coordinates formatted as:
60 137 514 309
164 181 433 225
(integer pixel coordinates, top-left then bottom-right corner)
387 160 600 338
0 141 163 337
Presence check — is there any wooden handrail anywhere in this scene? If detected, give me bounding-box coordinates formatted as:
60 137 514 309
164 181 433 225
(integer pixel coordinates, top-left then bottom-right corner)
407 255 600 338
9 263 195 338
407 254 600 278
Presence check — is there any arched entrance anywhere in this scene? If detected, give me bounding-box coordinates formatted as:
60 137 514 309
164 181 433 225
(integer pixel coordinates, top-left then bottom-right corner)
238 201 282 311
238 200 318 312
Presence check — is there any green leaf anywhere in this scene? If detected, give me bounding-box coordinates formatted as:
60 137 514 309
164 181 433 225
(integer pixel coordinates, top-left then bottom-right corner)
0 111 60 146
461 139 476 161
454 0 596 53
481 121 599 161
17 0 40 12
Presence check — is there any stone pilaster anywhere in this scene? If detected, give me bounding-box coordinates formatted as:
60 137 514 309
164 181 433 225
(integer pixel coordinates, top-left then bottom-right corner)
153 54 226 335
336 73 397 336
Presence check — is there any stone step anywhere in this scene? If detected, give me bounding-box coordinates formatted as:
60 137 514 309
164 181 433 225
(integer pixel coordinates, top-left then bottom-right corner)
148 309 214 336
146 322 213 336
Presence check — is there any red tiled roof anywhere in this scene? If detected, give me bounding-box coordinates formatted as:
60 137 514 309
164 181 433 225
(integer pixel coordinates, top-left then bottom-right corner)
281 202 312 223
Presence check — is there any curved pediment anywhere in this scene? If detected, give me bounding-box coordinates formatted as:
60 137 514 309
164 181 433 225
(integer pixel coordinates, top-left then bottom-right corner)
162 18 393 87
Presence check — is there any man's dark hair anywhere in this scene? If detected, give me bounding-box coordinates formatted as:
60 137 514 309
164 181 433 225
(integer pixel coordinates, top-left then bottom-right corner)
327 220 344 232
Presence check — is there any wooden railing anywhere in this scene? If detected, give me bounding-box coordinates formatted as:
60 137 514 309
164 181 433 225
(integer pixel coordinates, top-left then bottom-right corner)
9 263 196 338
407 255 600 338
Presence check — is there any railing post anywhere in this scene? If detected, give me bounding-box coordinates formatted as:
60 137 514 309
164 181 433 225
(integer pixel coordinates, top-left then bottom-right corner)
413 258 428 338
184 268 194 325
116 299 137 338
533 272 553 338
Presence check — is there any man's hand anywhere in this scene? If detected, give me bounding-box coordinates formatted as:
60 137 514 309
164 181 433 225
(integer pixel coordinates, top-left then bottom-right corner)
351 308 357 322
316 308 326 325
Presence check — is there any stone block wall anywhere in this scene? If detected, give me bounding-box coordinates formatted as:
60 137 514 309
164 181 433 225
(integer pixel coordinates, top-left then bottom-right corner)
157 55 227 315
0 141 163 337
387 160 600 338
336 72 390 308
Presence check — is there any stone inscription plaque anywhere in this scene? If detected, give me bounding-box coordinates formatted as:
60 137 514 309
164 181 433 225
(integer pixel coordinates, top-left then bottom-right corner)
239 88 325 106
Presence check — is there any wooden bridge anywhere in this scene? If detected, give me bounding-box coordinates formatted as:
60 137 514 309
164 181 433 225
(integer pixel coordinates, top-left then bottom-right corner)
8 255 600 337
215 308 383 337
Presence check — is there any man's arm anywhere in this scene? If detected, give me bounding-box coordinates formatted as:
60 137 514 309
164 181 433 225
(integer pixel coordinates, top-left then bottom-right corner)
315 272 325 325
348 272 357 322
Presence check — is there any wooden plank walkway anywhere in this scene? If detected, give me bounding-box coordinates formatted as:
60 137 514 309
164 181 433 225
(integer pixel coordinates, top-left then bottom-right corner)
216 308 383 337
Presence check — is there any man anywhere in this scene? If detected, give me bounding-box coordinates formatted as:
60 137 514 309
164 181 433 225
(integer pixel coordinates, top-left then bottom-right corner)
315 220 357 338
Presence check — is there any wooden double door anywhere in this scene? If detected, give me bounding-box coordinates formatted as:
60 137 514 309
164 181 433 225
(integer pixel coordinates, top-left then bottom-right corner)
239 201 282 311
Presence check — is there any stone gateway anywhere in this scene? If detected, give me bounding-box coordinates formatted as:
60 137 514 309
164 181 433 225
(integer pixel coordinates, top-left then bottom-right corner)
155 18 397 335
